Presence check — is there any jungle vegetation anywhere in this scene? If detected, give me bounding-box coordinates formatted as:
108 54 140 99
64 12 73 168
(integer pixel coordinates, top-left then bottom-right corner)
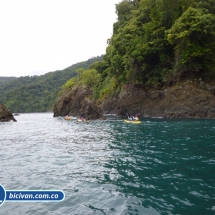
2 0 215 112
0 77 17 83
63 0 215 102
0 56 103 113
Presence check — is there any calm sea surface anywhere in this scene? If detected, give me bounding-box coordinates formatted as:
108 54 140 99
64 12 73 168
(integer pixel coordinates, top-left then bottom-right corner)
0 113 215 215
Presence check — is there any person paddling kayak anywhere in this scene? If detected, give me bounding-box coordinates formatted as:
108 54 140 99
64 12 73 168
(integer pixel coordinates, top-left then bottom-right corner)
133 115 139 121
128 115 133 121
81 116 86 121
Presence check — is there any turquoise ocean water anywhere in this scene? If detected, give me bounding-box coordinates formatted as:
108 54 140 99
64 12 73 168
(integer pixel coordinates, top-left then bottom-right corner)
0 113 215 214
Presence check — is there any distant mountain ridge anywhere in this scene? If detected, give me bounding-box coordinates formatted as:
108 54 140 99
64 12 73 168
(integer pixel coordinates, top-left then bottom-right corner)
0 77 17 83
0 56 103 113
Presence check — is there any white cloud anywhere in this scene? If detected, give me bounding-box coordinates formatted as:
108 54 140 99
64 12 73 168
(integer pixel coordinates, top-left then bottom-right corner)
0 0 119 77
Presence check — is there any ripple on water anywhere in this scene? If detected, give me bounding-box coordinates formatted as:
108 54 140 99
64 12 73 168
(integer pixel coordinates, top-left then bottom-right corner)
0 114 215 214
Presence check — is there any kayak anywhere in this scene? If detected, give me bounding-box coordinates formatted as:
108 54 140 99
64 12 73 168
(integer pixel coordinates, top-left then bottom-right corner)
77 119 90 122
124 119 141 124
64 117 72 120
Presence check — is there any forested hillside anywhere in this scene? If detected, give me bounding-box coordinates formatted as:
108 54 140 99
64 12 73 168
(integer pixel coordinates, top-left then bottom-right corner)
0 56 103 113
54 0 215 120
104 0 215 87
64 0 215 103
0 77 17 83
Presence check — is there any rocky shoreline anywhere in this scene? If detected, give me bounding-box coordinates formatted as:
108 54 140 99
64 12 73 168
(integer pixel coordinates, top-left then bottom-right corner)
0 104 17 122
53 84 215 119
53 88 102 119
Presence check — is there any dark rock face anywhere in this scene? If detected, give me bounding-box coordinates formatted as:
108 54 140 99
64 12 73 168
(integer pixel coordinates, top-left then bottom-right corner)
101 85 215 119
53 84 215 119
0 104 17 122
53 88 102 119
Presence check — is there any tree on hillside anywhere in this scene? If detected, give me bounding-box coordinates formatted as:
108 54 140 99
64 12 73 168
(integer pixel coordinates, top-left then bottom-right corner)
167 7 215 79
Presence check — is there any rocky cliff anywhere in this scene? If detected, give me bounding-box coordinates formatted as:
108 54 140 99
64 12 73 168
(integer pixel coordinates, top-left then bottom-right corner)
53 84 215 119
101 84 215 119
53 88 102 119
0 104 17 122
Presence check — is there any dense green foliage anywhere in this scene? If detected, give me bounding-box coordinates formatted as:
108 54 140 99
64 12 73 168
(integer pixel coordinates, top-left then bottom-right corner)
96 0 215 91
0 56 103 113
0 77 17 84
61 68 102 101
61 0 215 103
167 7 215 78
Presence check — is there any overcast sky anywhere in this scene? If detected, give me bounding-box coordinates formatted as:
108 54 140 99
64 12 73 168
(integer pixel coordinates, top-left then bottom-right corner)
0 0 119 77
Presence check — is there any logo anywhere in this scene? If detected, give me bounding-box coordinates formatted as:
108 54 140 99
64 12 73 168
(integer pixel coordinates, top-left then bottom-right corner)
0 184 64 207
0 184 6 206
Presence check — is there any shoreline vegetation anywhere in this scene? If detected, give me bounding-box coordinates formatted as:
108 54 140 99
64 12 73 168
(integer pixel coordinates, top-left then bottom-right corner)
54 0 215 119
1 0 215 119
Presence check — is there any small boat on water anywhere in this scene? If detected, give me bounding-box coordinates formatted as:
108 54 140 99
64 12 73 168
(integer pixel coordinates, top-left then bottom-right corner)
64 117 72 120
124 119 141 124
77 119 90 122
